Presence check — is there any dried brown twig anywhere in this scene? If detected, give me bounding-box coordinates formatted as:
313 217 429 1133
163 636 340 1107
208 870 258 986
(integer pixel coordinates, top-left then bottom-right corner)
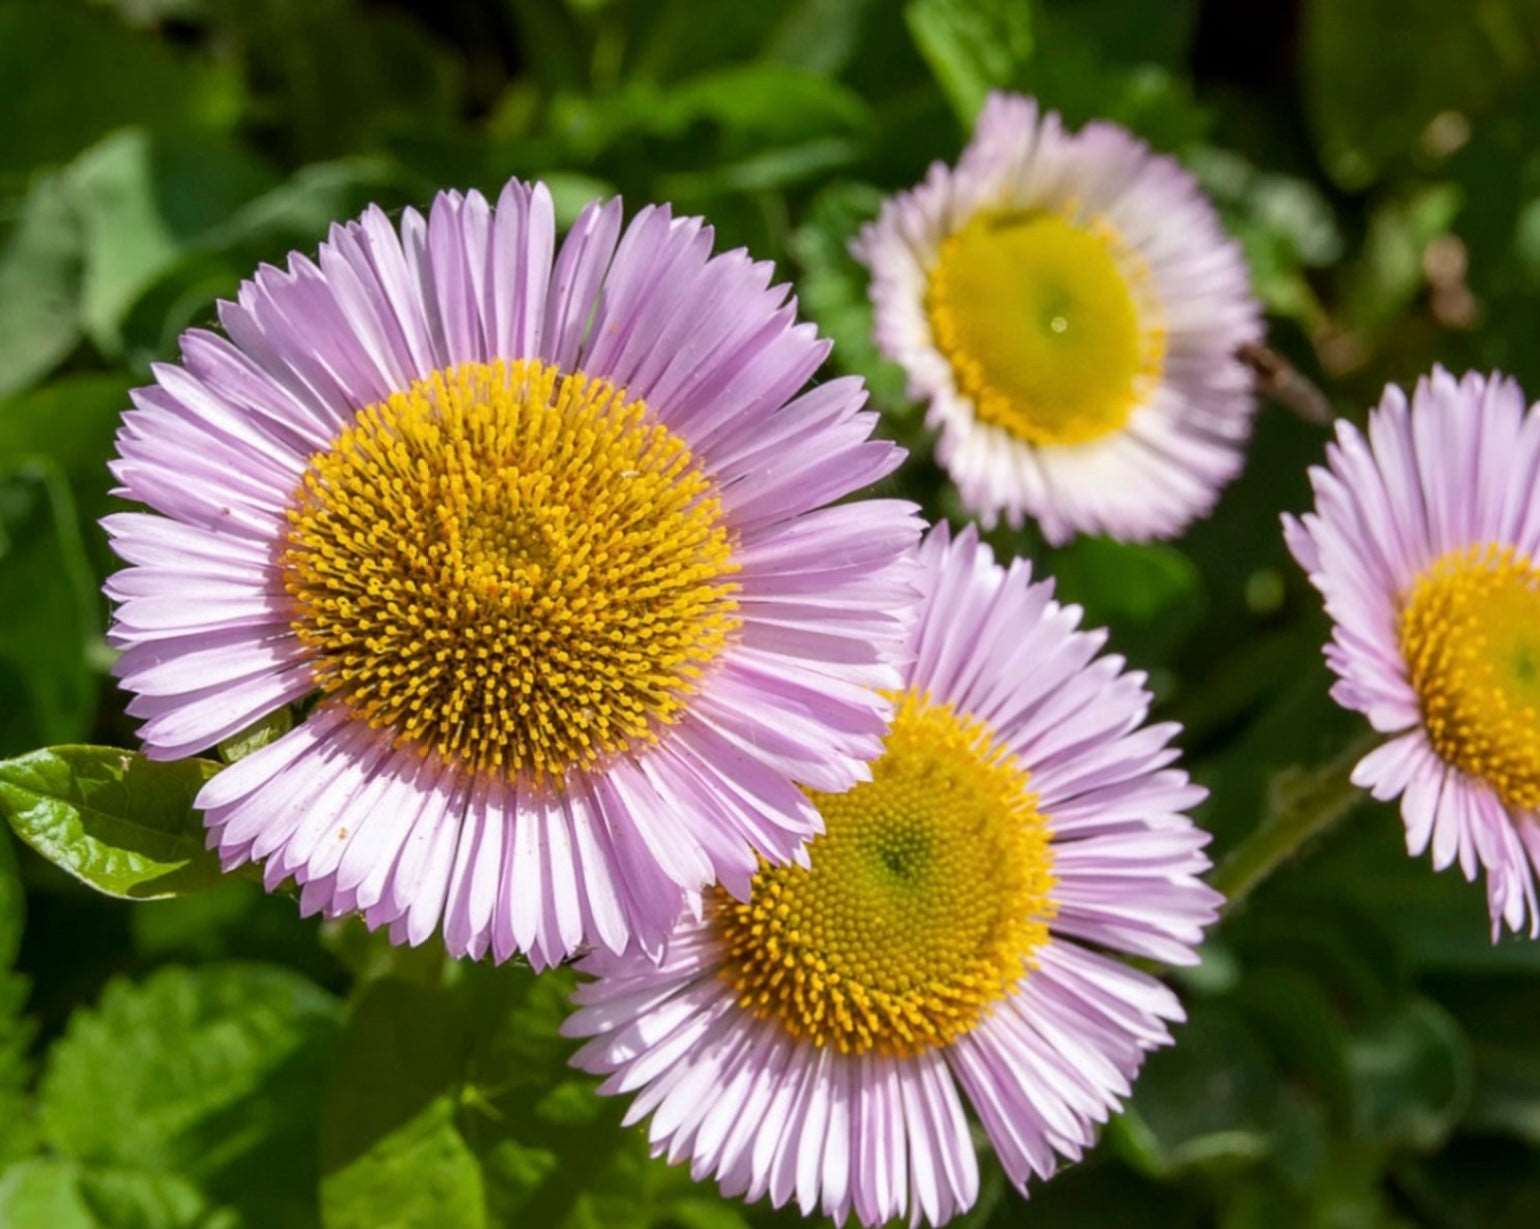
1239 341 1334 426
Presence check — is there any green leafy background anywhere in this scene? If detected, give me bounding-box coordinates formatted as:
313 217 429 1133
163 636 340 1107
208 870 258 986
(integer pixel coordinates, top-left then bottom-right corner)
3 0 1540 1225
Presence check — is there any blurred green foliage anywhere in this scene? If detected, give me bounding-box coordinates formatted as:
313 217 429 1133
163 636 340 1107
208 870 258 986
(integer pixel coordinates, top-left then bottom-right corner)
3 0 1540 1225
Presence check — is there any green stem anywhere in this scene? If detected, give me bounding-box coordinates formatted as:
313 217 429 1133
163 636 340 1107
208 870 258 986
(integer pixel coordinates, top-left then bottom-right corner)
1211 730 1380 911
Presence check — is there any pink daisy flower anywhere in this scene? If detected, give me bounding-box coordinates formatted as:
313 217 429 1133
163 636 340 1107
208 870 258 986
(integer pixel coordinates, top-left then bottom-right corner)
854 92 1261 544
563 523 1222 1227
1285 367 1540 938
103 178 922 967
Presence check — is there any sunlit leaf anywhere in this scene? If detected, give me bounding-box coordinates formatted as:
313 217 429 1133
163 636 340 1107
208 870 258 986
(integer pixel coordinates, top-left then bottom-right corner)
69 129 276 354
0 176 84 399
322 965 751 1229
905 0 1033 125
0 747 224 900
1045 536 1203 665
39 964 341 1224
0 1158 236 1229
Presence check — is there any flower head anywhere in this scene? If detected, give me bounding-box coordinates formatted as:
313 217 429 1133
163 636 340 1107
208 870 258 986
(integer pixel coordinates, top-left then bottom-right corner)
563 524 1221 1226
104 179 921 966
1285 368 1540 938
855 92 1261 544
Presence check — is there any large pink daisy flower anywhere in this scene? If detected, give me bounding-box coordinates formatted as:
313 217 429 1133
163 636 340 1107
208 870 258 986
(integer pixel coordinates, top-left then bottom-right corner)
854 92 1260 544
104 178 921 967
1285 367 1540 938
563 524 1221 1226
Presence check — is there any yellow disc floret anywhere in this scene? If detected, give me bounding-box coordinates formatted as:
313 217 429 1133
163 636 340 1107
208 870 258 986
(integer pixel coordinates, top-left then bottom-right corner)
712 690 1055 1057
1400 543 1540 810
926 208 1164 446
282 358 738 786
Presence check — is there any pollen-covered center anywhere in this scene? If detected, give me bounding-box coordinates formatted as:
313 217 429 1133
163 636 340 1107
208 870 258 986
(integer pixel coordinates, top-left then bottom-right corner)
926 208 1164 446
1399 544 1540 810
712 690 1055 1057
282 359 739 786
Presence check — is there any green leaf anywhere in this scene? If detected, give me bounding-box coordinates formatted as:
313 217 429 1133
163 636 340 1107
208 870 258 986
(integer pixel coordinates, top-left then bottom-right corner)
0 372 136 584
0 373 134 484
0 970 39 1167
1234 967 1355 1133
1348 998 1471 1152
213 0 461 163
327 1091 489 1229
0 463 101 754
1340 183 1462 336
905 0 1034 126
0 175 85 399
1307 814 1540 976
1035 0 1198 71
536 172 619 229
652 64 871 142
133 878 346 988
218 707 295 765
94 0 209 28
320 978 489 1229
1188 147 1341 327
1302 0 1519 189
0 824 22 971
322 965 751 1229
201 156 407 252
0 2 238 185
1016 10 1209 152
0 1159 236 1229
656 137 864 199
39 963 342 1224
789 181 911 410
1045 537 1204 665
1434 976 1540 1146
1115 1001 1284 1176
763 0 888 76
0 746 227 900
1398 1136 1540 1229
68 128 277 354
114 155 410 362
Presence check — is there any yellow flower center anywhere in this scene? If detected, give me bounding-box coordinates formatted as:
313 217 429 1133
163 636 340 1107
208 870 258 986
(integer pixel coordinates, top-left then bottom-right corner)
926 208 1164 446
712 690 1055 1057
1399 544 1540 810
281 359 739 786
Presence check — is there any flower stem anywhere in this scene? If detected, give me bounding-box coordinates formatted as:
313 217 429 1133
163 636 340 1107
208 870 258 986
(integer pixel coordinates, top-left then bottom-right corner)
1211 731 1379 911
1238 341 1333 425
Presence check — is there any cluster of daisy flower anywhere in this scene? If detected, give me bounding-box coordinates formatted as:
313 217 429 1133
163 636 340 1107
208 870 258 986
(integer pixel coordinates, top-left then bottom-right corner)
100 90 1540 1225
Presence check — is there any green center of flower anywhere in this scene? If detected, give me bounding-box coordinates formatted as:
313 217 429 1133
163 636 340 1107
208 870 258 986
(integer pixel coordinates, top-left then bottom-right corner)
1400 543 1540 809
712 690 1056 1056
926 209 1163 446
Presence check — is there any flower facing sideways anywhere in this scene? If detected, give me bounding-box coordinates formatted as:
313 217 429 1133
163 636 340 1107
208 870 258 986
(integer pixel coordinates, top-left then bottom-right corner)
563 524 1222 1227
103 178 921 967
855 92 1260 545
1286 368 1540 938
